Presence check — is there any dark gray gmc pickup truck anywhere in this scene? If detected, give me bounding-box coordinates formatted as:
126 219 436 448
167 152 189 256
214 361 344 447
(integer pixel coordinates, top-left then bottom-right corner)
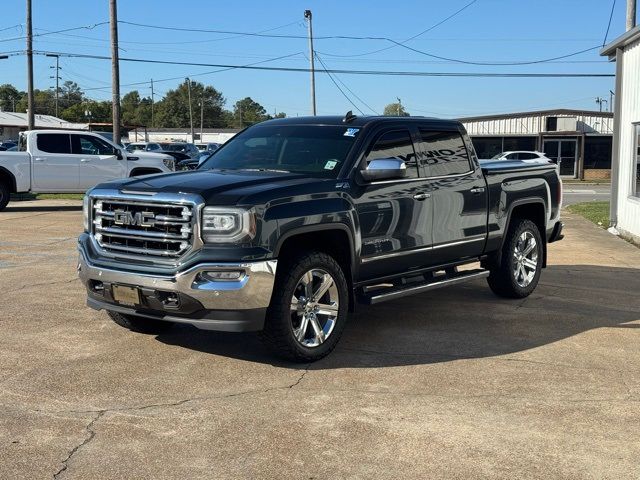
78 114 563 362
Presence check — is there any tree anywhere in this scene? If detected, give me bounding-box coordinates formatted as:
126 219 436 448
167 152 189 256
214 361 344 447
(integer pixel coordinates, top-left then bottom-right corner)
60 100 112 123
120 91 152 126
59 80 84 109
15 89 56 116
383 102 409 116
232 97 269 127
273 112 287 119
0 84 24 112
155 80 226 128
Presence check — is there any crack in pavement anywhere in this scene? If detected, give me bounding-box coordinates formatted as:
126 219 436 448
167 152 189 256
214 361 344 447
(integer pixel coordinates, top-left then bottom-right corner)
52 410 104 480
4 277 78 295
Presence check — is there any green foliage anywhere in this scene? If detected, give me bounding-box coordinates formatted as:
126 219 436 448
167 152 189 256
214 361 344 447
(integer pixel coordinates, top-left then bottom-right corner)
0 84 24 112
155 79 227 128
383 102 409 116
232 97 270 127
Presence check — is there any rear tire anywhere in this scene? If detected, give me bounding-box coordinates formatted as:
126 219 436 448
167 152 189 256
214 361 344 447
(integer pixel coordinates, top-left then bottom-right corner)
0 181 10 211
107 310 175 334
487 218 543 299
260 251 349 363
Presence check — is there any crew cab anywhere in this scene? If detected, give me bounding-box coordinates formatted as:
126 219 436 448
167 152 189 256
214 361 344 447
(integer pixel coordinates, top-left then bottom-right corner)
0 130 177 211
78 115 563 362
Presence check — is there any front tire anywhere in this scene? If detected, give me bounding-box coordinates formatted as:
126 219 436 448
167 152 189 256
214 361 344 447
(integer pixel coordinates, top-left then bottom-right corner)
261 251 349 363
0 181 10 211
487 218 543 299
107 311 175 334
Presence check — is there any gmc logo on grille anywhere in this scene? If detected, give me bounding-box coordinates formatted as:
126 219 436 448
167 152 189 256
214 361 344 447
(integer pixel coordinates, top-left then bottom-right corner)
113 209 156 227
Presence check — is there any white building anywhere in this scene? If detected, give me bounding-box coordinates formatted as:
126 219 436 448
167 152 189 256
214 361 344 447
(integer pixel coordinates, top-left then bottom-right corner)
127 128 240 145
0 112 88 141
459 109 614 180
602 25 640 243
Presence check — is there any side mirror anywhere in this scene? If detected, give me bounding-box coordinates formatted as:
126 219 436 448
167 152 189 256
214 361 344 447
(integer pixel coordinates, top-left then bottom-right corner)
359 158 407 182
115 148 124 160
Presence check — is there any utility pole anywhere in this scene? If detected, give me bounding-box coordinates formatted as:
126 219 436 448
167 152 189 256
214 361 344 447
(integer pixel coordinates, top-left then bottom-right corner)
609 90 615 113
26 0 35 130
47 54 61 117
110 0 122 145
185 78 194 141
150 79 154 128
627 0 637 30
596 96 607 112
304 10 316 115
397 97 402 116
200 93 204 142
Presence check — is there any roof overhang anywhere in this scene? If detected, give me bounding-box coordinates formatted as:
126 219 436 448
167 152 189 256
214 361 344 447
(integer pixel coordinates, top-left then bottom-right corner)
601 25 640 60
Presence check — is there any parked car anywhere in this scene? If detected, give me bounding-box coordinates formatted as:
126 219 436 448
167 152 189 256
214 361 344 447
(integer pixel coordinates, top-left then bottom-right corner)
78 114 563 362
0 130 177 211
196 142 221 152
159 142 200 159
0 141 17 151
488 151 552 162
178 151 214 170
126 142 163 153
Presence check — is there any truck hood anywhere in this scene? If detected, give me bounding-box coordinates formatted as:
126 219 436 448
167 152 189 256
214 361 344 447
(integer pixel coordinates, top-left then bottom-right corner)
100 169 318 205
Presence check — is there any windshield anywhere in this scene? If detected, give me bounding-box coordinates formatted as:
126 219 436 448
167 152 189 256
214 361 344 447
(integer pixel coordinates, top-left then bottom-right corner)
199 125 358 177
126 144 146 152
161 144 187 152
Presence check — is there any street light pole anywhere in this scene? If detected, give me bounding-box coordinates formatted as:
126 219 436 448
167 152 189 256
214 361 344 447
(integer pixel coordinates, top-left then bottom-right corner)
304 10 316 116
185 78 194 142
397 97 401 116
200 93 204 142
26 0 35 130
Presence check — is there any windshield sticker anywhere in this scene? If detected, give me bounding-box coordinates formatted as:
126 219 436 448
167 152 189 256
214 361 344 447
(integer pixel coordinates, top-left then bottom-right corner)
344 128 359 137
324 160 338 170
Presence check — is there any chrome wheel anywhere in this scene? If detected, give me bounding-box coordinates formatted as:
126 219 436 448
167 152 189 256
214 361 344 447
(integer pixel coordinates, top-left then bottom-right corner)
513 231 538 288
290 268 339 348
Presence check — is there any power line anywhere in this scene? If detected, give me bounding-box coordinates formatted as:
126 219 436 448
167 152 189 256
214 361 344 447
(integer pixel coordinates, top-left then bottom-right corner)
603 0 617 46
313 53 364 115
31 50 615 78
314 53 379 114
0 22 109 43
319 0 479 58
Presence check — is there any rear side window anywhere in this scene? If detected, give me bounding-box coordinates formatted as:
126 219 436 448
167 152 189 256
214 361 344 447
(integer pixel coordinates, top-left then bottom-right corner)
365 130 418 178
36 133 71 154
519 152 539 160
71 135 114 155
419 130 471 176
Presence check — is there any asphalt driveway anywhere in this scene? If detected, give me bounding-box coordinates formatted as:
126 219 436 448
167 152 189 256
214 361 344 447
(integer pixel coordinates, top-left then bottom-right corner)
1 200 639 479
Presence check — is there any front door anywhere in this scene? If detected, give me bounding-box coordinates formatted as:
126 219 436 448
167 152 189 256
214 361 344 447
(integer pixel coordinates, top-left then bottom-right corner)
354 128 434 281
543 139 577 177
74 134 125 190
31 133 79 192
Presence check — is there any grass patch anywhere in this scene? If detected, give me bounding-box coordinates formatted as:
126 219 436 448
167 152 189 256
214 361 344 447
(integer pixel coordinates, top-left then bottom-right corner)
567 201 610 228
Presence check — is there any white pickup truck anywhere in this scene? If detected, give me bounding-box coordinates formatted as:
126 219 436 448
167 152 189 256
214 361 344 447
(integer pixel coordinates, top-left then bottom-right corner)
0 130 177 211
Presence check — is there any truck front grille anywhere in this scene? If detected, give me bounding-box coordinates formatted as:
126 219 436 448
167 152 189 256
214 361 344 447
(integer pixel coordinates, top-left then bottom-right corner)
92 198 195 259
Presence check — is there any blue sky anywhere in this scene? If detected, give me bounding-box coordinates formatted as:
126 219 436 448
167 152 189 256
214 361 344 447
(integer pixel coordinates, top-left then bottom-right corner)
0 0 629 118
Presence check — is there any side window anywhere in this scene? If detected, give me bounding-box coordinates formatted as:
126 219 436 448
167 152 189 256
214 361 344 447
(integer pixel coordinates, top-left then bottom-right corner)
149 144 160 151
505 153 519 160
520 152 539 160
420 130 472 176
72 135 114 155
36 134 71 154
365 130 418 178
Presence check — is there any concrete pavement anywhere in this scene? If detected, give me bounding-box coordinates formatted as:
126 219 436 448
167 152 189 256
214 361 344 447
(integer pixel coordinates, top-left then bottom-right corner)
1 200 639 479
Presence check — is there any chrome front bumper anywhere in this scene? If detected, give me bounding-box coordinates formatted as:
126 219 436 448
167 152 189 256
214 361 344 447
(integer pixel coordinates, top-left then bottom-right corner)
77 241 277 332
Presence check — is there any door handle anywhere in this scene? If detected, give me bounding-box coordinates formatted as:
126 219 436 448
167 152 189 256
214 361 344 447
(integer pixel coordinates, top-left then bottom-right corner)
34 157 45 162
413 192 431 201
80 158 91 163
470 187 485 194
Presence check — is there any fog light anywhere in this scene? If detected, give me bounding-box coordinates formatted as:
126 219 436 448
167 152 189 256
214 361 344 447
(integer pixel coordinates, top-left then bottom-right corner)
202 270 244 281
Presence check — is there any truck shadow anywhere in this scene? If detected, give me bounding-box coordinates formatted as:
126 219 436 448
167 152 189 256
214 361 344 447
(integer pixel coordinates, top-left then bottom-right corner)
155 264 640 369
4 205 82 213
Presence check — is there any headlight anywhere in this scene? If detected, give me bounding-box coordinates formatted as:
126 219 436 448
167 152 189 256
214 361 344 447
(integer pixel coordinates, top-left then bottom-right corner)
163 157 176 171
202 207 255 243
82 195 90 232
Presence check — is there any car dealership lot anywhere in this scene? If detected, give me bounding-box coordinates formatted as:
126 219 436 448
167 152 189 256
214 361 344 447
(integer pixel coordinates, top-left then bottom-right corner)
1 200 639 479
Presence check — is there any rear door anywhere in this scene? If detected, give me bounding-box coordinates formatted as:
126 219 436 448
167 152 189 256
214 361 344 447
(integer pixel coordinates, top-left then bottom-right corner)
417 126 488 264
74 134 125 190
353 127 434 280
31 133 79 192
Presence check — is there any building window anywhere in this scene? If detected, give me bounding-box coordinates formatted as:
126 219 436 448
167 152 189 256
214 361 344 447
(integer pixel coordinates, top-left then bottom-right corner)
503 136 537 152
634 124 640 197
584 136 612 169
471 137 502 159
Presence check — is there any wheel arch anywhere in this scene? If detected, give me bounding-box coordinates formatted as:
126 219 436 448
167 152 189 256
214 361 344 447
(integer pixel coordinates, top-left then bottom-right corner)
129 168 163 177
0 166 17 193
501 198 548 268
